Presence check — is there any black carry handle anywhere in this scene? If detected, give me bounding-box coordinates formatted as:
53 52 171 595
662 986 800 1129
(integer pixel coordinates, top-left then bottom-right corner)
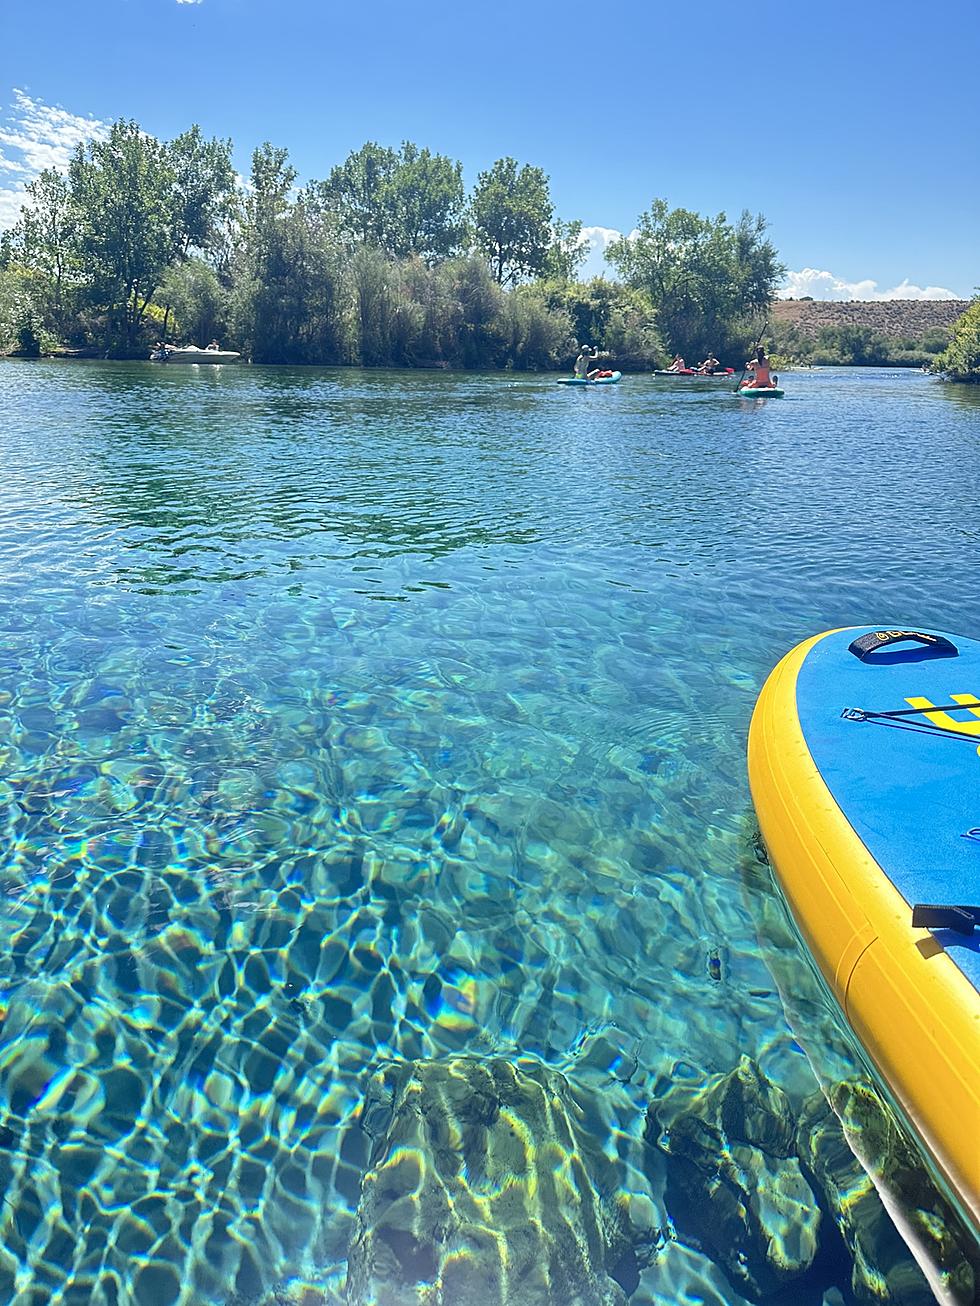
912 904 980 935
848 630 958 661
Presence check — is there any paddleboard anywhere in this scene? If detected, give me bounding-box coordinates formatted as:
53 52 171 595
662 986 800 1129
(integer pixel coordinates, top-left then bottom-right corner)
749 627 980 1231
736 386 784 397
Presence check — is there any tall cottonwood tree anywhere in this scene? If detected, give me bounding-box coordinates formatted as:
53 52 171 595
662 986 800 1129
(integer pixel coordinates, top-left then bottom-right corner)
469 158 555 285
606 200 784 359
234 144 350 363
20 168 78 330
315 141 467 262
65 120 234 349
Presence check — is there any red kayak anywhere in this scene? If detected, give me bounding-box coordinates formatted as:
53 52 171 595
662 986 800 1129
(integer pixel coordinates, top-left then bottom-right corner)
653 368 735 377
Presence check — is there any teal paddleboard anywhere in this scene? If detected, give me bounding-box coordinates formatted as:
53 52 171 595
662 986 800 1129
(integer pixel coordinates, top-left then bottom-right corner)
736 386 784 398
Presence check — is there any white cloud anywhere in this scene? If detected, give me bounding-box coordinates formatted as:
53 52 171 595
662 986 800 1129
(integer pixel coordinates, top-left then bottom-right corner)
779 267 960 302
0 89 109 230
577 225 623 279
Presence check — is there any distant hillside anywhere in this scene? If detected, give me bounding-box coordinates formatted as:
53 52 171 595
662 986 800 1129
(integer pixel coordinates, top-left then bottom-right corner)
773 298 970 340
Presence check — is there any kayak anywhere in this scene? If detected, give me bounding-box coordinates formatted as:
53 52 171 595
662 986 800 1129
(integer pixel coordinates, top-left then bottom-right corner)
736 386 784 397
557 371 622 386
653 368 734 378
749 627 980 1230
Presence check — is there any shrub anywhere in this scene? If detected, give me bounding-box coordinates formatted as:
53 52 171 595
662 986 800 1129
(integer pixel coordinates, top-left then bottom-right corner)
936 301 980 382
503 288 574 370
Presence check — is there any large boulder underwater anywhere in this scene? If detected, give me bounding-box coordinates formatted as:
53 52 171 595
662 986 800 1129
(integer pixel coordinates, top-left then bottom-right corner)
646 1056 975 1305
345 1055 651 1305
263 1052 976 1306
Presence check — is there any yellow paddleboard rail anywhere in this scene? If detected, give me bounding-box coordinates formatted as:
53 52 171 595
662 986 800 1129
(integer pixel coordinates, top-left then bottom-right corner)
748 631 980 1234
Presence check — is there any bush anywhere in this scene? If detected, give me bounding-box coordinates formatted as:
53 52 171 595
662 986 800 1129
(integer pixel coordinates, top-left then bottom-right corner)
936 300 980 382
503 288 574 369
158 260 230 347
814 324 891 365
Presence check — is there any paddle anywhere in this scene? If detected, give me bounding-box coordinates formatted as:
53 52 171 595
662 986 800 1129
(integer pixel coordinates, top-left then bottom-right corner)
734 319 769 393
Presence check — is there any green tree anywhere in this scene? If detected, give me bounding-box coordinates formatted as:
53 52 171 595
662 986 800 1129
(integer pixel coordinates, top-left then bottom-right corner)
528 276 664 365
812 324 890 365
158 258 230 347
169 125 236 258
316 141 466 262
448 256 506 366
234 148 351 364
542 219 586 282
470 158 555 285
20 168 79 332
606 200 784 361
0 264 57 355
936 299 980 382
315 141 396 248
383 143 467 261
503 285 575 369
245 142 297 234
66 120 235 351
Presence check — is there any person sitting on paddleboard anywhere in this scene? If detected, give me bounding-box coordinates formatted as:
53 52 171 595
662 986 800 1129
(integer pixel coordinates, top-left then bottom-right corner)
743 346 773 388
666 353 686 373
574 345 598 379
698 352 720 375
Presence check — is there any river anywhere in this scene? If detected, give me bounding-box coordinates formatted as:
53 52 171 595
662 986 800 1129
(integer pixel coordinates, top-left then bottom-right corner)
0 361 977 1304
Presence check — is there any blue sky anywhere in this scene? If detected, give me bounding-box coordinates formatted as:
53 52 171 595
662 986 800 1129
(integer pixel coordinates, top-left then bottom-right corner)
2 0 977 299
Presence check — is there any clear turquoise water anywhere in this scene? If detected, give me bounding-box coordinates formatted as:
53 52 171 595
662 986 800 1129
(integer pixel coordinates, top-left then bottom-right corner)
0 361 977 1304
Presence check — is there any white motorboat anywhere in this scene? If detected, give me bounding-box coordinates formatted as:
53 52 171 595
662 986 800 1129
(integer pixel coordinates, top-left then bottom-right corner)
149 345 241 364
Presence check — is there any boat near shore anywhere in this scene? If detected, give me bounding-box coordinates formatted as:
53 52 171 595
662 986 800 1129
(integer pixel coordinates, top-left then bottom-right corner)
149 345 241 364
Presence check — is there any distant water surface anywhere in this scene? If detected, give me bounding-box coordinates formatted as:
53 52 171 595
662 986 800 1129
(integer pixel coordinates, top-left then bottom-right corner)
0 361 977 1304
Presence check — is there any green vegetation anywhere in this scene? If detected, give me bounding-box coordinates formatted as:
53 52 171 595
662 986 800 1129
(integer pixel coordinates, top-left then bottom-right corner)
0 118 788 369
606 202 783 362
935 299 980 382
315 141 467 261
768 320 953 369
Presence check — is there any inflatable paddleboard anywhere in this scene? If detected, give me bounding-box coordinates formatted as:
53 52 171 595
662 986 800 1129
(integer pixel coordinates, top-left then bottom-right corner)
557 371 622 386
736 386 784 397
749 627 980 1230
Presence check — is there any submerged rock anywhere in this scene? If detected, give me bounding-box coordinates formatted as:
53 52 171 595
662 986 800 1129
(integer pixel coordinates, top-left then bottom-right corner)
647 1052 977 1305
812 1080 977 1305
647 1055 821 1300
346 1056 648 1305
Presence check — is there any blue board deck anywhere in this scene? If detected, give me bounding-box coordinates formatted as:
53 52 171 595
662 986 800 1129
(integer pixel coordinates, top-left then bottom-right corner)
795 627 980 991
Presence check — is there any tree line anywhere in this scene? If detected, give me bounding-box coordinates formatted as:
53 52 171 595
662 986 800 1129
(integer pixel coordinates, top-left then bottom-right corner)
0 119 785 370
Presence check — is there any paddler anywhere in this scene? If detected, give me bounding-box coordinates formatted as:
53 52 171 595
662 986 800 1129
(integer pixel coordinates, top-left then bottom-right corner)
574 345 598 379
666 353 687 373
743 345 774 388
698 352 720 375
